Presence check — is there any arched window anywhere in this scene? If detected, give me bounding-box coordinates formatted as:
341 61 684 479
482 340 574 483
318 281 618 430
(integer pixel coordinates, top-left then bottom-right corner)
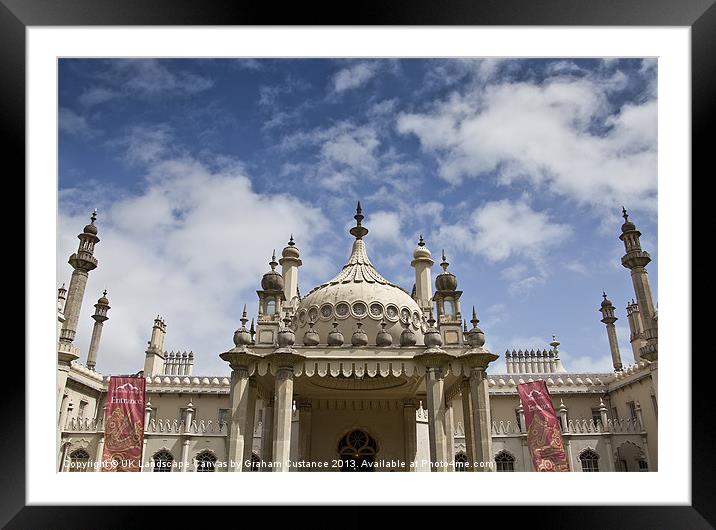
579 449 600 472
68 449 90 472
495 451 515 472
443 299 455 317
196 451 217 472
338 429 378 472
454 451 469 472
266 299 276 315
152 450 174 472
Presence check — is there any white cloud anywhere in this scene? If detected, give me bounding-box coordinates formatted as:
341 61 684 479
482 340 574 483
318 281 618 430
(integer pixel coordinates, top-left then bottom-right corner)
58 146 328 376
566 354 614 373
332 62 379 93
433 199 570 295
59 108 95 138
78 59 214 108
366 211 402 245
397 72 657 215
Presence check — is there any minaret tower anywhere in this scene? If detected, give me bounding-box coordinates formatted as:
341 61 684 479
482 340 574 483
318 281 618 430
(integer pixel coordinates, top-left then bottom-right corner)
626 300 645 362
433 250 464 345
279 235 302 309
619 208 657 361
143 316 167 377
57 284 67 339
59 209 100 345
411 234 434 314
599 292 623 371
255 250 286 345
86 290 110 371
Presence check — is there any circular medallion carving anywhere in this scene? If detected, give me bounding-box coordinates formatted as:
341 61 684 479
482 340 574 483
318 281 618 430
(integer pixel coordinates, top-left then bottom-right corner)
369 302 384 320
320 303 333 320
385 304 399 322
351 301 367 319
335 302 350 319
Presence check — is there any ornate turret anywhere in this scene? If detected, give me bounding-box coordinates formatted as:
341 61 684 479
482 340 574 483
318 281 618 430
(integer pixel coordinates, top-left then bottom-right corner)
86 290 110 370
143 316 167 377
599 292 623 371
411 234 434 313
59 210 100 345
256 250 287 346
619 208 657 361
433 250 463 345
279 235 302 307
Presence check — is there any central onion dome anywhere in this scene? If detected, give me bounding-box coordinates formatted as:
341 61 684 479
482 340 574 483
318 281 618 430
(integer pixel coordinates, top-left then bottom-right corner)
296 203 426 347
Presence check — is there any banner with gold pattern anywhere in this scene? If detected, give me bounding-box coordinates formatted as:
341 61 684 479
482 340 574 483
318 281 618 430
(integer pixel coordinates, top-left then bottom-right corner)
517 380 570 472
101 376 146 472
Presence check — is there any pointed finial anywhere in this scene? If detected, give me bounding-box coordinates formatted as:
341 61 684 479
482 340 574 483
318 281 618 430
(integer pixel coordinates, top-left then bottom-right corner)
103 289 107 297
283 310 292 328
269 250 278 270
418 234 425 247
91 208 98 224
249 318 255 336
621 206 629 222
471 306 479 328
349 201 369 239
240 304 248 327
288 234 295 246
440 250 449 272
427 305 436 327
602 291 607 300
463 319 468 333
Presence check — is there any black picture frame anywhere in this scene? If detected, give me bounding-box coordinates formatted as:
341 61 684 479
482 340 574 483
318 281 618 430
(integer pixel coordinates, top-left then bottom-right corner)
5 1 708 526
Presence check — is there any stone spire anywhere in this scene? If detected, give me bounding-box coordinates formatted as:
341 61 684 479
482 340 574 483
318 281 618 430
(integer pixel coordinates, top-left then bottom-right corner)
59 210 100 345
86 290 110 371
619 208 657 361
599 292 623 371
232 304 252 351
349 201 369 240
465 306 486 351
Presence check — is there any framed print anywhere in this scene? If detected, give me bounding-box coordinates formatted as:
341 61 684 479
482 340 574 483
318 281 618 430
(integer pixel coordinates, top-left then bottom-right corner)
5 0 710 526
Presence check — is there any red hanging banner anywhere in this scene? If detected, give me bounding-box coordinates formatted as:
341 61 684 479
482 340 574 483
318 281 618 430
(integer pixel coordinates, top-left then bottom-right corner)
517 380 570 472
101 376 146 472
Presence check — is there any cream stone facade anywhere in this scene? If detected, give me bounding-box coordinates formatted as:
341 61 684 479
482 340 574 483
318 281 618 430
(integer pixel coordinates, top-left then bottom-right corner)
57 205 658 473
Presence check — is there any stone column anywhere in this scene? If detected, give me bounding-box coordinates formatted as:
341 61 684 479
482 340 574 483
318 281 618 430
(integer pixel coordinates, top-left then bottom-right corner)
402 399 417 471
460 380 475 466
261 397 274 468
242 379 258 470
424 366 449 471
227 367 251 472
272 367 295 472
96 435 105 472
468 368 493 471
181 439 190 472
298 402 312 463
604 437 615 472
60 269 89 344
445 400 455 471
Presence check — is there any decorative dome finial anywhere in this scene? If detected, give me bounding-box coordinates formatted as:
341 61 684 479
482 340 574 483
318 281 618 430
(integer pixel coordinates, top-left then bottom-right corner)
288 234 295 246
622 206 629 222
270 250 277 271
91 208 98 223
418 234 425 247
471 306 479 328
349 201 369 240
441 250 449 272
241 304 248 327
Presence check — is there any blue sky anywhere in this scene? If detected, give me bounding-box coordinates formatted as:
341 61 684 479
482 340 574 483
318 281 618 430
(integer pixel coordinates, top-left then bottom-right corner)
57 58 658 376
